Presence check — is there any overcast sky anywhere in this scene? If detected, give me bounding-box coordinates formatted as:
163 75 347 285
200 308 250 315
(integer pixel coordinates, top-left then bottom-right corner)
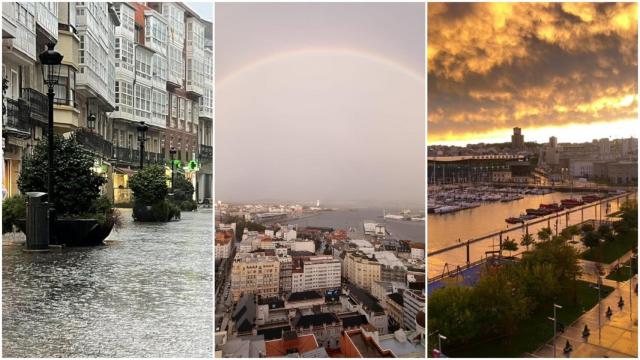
215 3 425 207
428 2 638 145
184 2 213 22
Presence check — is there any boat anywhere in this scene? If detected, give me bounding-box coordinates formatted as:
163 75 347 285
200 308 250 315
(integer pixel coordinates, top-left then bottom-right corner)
561 198 584 208
540 203 562 212
519 214 538 221
505 217 523 224
582 195 602 203
526 208 553 216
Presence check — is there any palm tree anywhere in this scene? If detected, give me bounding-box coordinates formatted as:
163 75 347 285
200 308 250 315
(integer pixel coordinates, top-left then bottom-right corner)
537 227 552 242
520 233 534 251
502 238 519 257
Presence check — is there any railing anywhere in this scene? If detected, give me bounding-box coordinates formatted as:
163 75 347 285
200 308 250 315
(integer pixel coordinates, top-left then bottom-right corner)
75 129 113 159
113 146 165 166
3 98 31 136
21 88 48 125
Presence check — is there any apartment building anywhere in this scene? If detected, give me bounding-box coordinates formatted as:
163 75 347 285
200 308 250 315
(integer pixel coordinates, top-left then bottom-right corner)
301 256 341 291
344 251 381 292
402 289 425 331
230 253 280 301
215 229 233 259
197 19 212 203
3 2 211 203
2 2 118 198
277 253 292 295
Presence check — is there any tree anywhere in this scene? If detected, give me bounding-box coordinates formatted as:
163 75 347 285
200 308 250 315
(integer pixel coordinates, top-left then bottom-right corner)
537 227 552 242
581 223 595 233
428 286 480 345
502 238 518 257
520 233 535 251
129 164 168 205
597 224 614 242
581 231 600 249
173 173 194 201
2 195 26 233
18 134 106 216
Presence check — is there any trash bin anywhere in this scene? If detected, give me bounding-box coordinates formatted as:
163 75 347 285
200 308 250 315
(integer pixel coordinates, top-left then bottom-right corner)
25 192 49 250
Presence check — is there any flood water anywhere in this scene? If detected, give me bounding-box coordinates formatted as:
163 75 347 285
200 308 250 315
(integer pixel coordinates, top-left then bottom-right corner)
287 208 425 242
428 192 634 278
2 209 213 357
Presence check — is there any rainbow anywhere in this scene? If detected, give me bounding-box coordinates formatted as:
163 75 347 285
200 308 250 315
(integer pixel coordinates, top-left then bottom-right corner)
216 47 425 88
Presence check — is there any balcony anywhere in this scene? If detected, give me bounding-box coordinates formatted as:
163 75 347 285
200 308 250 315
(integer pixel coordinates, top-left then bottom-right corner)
3 98 31 138
75 128 113 160
21 88 48 125
113 146 165 166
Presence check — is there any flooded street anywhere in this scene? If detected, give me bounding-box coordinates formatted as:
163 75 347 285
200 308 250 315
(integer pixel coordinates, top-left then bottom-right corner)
2 209 213 357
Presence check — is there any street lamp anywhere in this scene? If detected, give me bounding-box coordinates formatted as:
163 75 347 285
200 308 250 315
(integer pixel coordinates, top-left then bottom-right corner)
169 146 177 193
438 333 447 357
87 113 96 132
39 43 63 243
590 276 602 344
547 303 562 357
136 121 148 169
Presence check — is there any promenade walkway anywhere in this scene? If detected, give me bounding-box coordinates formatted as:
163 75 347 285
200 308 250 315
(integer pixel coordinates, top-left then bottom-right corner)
531 278 637 357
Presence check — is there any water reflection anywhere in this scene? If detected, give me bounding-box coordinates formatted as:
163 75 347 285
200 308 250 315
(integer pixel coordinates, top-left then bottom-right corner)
3 209 213 357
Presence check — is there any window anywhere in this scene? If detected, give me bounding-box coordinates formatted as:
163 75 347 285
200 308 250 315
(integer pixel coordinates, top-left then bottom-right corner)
179 98 185 121
53 65 76 106
171 94 178 118
136 49 152 80
115 80 133 114
135 84 151 119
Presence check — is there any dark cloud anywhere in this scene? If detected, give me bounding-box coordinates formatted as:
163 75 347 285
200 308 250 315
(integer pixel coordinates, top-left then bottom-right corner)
428 2 638 143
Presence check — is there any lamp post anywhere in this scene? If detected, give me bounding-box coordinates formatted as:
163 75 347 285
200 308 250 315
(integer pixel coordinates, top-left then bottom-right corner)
137 121 148 169
39 43 63 243
548 303 562 357
591 277 602 343
169 146 177 193
87 113 96 132
438 333 446 357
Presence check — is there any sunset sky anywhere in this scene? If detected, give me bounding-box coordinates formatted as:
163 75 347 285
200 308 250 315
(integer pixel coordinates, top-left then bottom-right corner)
428 2 638 146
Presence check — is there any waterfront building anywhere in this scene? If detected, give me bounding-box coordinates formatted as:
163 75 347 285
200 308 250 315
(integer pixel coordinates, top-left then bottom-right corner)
402 289 424 332
349 239 375 254
344 251 381 292
231 253 280 301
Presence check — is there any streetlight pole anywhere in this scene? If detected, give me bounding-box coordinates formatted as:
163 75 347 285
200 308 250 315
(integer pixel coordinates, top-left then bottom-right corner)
169 146 177 193
438 333 446 357
548 303 562 357
39 43 63 243
592 277 602 344
137 121 148 169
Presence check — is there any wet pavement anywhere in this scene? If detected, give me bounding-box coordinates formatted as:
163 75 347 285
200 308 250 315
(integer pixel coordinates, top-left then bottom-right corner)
531 278 637 358
2 208 213 357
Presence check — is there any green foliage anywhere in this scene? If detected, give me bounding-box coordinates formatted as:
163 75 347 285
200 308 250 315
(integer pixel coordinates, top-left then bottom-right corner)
520 233 535 250
581 223 595 233
597 224 614 242
18 134 106 216
581 231 600 249
619 201 638 230
180 199 197 211
501 238 518 256
2 195 26 233
221 214 266 241
129 165 168 205
428 286 479 344
537 227 552 241
172 173 194 202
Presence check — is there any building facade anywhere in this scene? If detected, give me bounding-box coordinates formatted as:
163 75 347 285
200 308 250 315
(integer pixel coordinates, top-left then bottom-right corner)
231 253 280 301
301 256 341 291
402 289 425 331
344 251 381 292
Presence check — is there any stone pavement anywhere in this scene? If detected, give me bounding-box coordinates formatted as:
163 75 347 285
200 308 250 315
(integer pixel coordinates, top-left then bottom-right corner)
531 278 637 358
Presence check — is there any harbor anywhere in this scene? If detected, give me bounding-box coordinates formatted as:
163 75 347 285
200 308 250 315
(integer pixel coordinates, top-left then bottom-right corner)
428 191 635 278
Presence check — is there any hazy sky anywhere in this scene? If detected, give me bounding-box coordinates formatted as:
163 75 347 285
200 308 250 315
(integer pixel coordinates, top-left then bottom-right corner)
428 2 638 145
216 3 425 207
184 2 213 22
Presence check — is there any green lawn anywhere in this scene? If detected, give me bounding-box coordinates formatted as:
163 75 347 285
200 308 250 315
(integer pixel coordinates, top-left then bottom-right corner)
444 281 614 358
581 231 638 264
606 261 638 282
